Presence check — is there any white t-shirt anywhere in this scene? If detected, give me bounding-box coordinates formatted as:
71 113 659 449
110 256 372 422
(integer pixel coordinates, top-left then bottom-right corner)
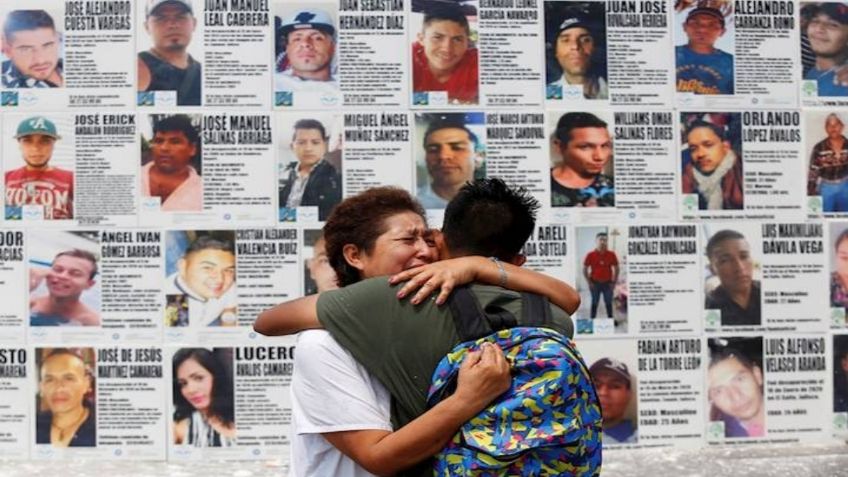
290 330 392 477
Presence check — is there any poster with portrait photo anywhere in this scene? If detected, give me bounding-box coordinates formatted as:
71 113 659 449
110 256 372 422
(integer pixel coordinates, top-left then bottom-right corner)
0 230 25 342
0 2 135 109
277 113 342 224
708 335 828 444
674 0 797 109
414 112 486 223
27 230 102 344
150 0 272 108
33 347 97 456
341 110 414 195
679 111 804 221
138 112 275 227
805 110 848 218
573 225 628 336
801 2 848 106
410 0 481 107
0 347 29 458
703 222 827 333
273 1 341 109
135 0 204 108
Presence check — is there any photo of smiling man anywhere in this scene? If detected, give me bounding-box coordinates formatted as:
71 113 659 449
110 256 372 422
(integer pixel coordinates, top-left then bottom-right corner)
35 348 96 447
165 230 237 327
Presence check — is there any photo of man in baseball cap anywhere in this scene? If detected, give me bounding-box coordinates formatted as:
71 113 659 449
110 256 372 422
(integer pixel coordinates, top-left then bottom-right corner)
545 3 608 100
4 115 73 220
589 357 638 443
275 7 338 94
675 1 734 95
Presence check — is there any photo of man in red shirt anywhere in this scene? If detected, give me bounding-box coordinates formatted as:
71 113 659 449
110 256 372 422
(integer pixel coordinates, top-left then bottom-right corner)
583 231 619 318
4 115 73 220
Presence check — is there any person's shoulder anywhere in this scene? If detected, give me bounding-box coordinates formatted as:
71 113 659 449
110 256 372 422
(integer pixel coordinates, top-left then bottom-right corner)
717 48 733 59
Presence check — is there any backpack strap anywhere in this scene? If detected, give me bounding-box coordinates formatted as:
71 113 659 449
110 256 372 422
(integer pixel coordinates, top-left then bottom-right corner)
448 286 493 342
520 292 552 327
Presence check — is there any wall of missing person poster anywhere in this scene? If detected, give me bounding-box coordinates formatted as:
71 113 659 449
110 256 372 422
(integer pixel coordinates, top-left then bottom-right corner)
0 0 846 465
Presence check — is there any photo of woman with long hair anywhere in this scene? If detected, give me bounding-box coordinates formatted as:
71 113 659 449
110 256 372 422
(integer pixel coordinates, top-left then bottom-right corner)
172 347 235 447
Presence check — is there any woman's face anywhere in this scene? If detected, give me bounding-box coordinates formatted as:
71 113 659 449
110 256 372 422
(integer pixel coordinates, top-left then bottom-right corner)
355 211 437 278
177 357 214 412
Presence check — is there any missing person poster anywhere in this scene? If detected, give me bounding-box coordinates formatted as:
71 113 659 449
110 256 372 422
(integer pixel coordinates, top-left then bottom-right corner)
705 336 828 444
805 110 848 218
163 229 299 344
166 344 295 460
31 346 166 460
27 229 162 344
673 1 798 108
702 223 828 334
544 0 674 107
0 347 29 458
0 231 25 343
800 2 848 107
679 111 805 221
138 112 275 226
136 0 272 108
547 109 677 224
341 111 413 196
521 223 574 290
578 337 705 449
0 1 135 110
2 113 138 227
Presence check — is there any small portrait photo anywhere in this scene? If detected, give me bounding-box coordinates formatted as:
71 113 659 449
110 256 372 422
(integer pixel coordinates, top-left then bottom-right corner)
29 231 100 327
543 1 608 100
414 112 486 209
707 337 765 438
411 0 479 105
35 347 96 447
165 293 189 327
549 111 614 207
140 114 203 212
806 111 848 212
830 223 848 313
303 229 338 296
137 0 202 106
278 114 342 222
680 112 743 211
674 0 735 95
165 230 237 327
801 3 848 97
4 115 74 220
574 226 628 332
0 8 64 88
834 334 848 412
588 356 638 444
172 347 236 447
703 226 762 327
274 2 339 95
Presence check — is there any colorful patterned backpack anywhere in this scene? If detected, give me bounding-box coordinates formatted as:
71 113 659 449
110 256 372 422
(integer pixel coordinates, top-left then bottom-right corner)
427 288 602 476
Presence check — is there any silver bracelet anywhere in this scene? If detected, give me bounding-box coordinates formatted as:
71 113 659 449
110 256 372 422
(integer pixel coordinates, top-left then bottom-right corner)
489 256 508 287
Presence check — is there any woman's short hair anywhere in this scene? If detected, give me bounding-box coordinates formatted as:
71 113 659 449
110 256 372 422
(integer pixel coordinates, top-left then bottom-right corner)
323 187 426 287
172 348 234 426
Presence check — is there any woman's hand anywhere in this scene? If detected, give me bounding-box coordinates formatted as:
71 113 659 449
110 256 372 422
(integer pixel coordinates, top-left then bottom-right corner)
389 256 487 305
453 343 511 411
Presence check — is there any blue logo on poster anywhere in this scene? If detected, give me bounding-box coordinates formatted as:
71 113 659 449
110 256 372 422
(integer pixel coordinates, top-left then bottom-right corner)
5 206 22 220
137 91 155 106
413 92 429 105
576 318 593 334
2 91 18 106
546 84 562 100
276 91 293 106
279 207 296 222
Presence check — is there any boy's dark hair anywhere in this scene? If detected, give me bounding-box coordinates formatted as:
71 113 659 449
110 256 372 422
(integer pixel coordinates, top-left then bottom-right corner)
292 118 328 142
553 112 608 145
442 178 539 261
423 4 470 36
153 114 199 146
3 10 55 40
54 249 98 279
